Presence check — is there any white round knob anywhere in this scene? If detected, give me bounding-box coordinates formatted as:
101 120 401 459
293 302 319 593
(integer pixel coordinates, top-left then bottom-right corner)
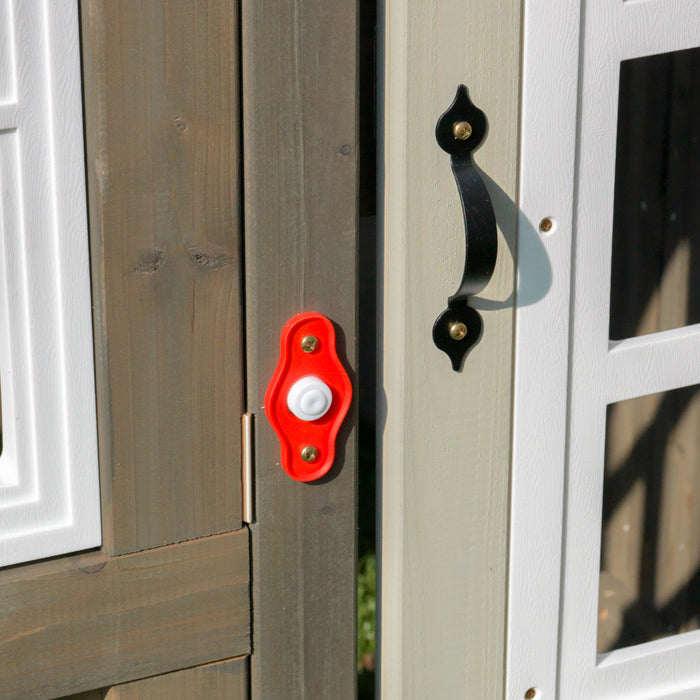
287 376 333 421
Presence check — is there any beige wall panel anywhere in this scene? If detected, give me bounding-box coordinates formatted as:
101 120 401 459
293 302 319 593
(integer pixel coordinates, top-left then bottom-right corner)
380 0 522 696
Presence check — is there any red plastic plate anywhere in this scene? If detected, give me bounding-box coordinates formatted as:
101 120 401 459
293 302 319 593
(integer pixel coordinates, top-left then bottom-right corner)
264 312 352 481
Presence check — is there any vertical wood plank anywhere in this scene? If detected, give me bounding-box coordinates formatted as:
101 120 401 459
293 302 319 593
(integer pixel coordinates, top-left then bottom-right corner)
103 657 247 700
380 0 522 696
241 0 359 696
81 1 245 554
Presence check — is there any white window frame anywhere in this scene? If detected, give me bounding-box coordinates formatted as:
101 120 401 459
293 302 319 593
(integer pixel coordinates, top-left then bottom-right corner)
508 1 700 698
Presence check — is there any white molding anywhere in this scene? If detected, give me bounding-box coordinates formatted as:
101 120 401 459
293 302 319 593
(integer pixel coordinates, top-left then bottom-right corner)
607 325 700 403
507 0 582 696
0 0 100 567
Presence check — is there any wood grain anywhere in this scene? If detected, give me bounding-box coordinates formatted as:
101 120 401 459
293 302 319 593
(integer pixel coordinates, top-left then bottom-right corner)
241 0 358 696
81 0 245 555
0 531 249 700
2 8 253 700
104 657 247 700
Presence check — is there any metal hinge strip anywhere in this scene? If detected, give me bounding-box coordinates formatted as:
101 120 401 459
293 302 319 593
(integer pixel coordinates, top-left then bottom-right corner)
241 412 254 524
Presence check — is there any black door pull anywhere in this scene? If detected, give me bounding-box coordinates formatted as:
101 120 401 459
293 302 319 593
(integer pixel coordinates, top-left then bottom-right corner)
433 85 497 371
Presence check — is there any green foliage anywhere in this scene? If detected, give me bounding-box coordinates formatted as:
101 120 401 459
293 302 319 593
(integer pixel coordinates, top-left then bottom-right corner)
357 553 376 664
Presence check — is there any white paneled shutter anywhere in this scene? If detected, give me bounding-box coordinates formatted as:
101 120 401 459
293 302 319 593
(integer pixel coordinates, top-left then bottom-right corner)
0 1 100 567
509 0 700 698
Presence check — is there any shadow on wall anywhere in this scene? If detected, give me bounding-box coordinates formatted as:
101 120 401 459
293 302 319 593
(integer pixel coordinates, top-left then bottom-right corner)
474 169 552 311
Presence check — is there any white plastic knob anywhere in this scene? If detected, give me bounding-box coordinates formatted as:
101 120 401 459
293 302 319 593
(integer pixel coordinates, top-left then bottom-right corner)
287 376 333 421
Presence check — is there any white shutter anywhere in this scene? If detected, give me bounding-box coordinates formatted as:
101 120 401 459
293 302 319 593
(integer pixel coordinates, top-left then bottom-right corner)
509 0 700 698
0 1 100 566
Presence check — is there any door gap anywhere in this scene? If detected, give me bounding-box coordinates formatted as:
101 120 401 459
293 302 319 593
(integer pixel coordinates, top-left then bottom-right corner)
357 0 377 696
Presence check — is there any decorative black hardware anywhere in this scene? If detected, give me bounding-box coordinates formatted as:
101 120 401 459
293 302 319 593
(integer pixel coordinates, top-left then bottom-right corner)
433 85 497 371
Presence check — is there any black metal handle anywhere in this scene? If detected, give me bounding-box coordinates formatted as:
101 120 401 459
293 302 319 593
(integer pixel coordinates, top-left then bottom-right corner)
432 85 497 371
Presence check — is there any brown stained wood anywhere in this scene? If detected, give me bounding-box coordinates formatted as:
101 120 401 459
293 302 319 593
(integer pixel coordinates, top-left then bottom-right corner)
81 0 245 554
1 8 251 699
59 657 249 699
241 0 358 697
104 657 248 700
0 531 250 700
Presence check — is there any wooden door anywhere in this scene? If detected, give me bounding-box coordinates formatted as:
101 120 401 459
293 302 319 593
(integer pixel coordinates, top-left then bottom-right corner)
0 2 358 699
0 3 250 697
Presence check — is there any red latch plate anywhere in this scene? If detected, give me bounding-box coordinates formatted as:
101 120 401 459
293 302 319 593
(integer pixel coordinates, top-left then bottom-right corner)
264 312 352 481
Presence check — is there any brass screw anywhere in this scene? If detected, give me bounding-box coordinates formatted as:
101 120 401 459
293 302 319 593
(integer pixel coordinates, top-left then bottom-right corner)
539 217 553 233
301 335 318 353
452 121 472 141
301 445 318 462
449 321 468 341
524 689 537 700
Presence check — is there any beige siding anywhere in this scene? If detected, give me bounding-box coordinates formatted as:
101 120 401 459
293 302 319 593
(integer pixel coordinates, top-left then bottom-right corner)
380 0 523 696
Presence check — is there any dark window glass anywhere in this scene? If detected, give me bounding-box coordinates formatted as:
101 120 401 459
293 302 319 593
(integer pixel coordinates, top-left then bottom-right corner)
609 47 700 340
598 384 700 653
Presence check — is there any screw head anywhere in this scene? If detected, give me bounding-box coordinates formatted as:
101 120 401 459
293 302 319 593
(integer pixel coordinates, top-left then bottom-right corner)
452 120 473 141
524 689 537 700
449 321 468 341
539 217 553 233
301 445 318 462
301 335 318 353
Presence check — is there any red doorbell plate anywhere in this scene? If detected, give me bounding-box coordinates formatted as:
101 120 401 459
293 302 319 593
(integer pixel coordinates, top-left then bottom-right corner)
265 313 352 482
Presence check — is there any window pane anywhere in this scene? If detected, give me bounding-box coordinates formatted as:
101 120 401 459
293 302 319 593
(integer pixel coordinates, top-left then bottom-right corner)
598 384 700 653
609 47 700 340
